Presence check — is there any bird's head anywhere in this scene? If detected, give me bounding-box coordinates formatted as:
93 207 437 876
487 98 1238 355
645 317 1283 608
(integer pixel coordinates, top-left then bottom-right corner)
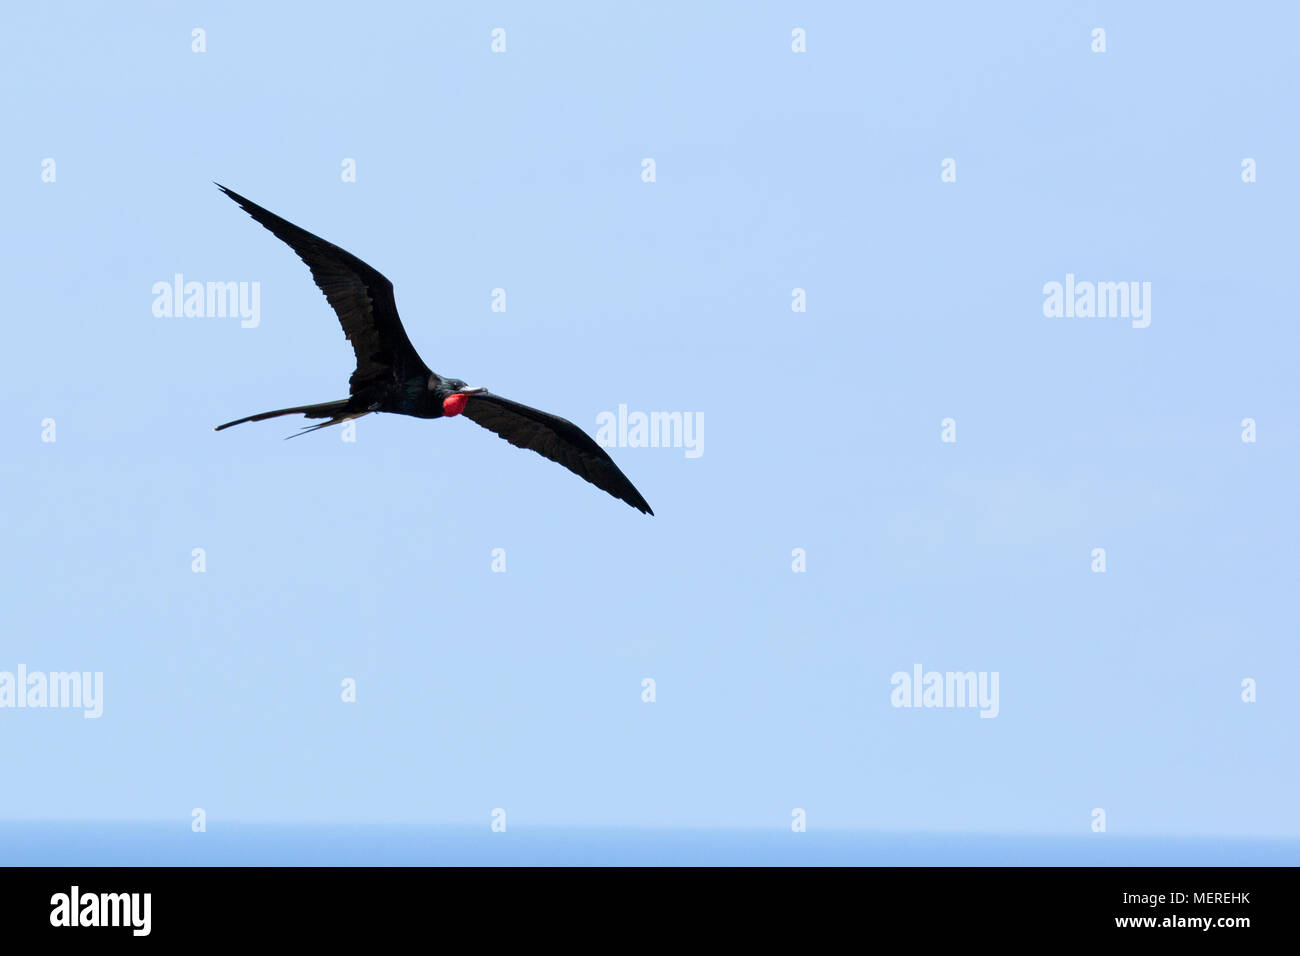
437 378 487 417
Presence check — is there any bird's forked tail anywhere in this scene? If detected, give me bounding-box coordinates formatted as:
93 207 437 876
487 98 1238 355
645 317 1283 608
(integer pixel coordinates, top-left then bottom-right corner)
214 399 354 434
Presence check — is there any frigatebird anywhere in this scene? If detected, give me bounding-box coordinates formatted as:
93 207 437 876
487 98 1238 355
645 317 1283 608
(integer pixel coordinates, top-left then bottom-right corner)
213 185 653 515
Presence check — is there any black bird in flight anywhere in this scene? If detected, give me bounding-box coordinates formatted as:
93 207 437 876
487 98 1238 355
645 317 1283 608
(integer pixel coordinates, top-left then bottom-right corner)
213 185 652 515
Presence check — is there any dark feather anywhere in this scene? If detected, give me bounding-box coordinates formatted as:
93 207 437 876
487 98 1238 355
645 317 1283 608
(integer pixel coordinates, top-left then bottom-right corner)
216 184 428 395
214 398 351 431
461 393 653 515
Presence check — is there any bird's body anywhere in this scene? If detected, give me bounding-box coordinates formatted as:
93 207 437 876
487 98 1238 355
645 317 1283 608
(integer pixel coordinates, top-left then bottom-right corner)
214 185 652 515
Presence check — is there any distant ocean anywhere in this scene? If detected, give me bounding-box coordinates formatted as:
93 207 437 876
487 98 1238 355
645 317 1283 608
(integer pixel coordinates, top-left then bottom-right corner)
3 823 1298 866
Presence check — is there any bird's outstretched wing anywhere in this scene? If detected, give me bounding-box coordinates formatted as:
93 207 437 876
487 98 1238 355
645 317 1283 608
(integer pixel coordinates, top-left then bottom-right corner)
461 393 653 515
216 184 428 395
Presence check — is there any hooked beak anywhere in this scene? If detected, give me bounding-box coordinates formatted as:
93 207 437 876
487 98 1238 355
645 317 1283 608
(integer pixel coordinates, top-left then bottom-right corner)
442 387 486 418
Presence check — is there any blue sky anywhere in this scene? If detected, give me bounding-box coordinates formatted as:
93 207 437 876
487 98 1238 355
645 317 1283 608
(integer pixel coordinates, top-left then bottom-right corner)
1 1 1296 849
